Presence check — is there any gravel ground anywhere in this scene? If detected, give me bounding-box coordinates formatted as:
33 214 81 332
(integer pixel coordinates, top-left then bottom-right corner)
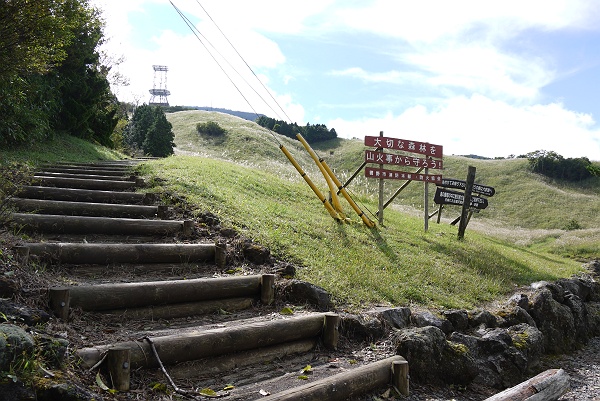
555 336 600 401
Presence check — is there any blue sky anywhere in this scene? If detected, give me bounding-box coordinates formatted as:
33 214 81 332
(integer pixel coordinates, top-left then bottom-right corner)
95 0 600 160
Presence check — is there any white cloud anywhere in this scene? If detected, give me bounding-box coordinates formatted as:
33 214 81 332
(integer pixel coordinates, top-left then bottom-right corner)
328 95 600 160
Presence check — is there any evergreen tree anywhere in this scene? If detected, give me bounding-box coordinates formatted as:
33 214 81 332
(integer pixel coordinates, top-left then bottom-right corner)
143 108 175 157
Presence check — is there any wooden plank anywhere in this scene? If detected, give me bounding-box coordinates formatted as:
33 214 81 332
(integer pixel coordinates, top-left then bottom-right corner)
17 186 149 204
26 243 216 264
11 213 184 235
31 176 139 191
34 171 136 181
56 275 262 310
40 167 134 176
10 198 161 218
262 356 405 401
98 297 254 320
482 369 569 401
76 313 327 369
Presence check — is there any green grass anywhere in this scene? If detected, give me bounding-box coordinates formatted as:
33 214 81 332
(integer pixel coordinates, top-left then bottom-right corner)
140 154 583 310
0 133 125 167
2 111 596 310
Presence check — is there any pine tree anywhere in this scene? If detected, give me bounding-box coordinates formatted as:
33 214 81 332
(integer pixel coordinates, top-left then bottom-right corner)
142 108 175 157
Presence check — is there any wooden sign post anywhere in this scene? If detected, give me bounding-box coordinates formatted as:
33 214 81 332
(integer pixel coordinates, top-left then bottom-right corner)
364 134 443 231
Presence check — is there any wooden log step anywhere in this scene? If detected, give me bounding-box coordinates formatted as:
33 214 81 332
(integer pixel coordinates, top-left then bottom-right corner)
482 368 569 401
98 297 254 320
32 176 141 191
50 274 263 311
34 171 137 181
9 198 164 218
25 242 216 264
11 213 186 236
261 355 406 401
40 167 134 176
76 313 327 369
169 338 318 379
17 186 153 204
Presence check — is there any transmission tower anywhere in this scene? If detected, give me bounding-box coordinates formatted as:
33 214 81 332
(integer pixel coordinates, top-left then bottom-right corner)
148 65 170 106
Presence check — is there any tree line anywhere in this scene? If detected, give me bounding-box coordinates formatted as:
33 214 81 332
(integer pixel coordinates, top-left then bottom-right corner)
0 1 175 158
525 150 600 181
255 116 337 143
0 0 117 147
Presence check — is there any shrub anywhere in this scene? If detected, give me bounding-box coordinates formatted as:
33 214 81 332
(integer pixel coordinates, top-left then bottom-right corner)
196 121 226 137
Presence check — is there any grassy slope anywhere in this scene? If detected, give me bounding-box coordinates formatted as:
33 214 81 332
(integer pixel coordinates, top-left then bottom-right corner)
1 114 596 310
138 110 597 310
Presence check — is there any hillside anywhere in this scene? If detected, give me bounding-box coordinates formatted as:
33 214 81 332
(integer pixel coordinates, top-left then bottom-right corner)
131 109 598 309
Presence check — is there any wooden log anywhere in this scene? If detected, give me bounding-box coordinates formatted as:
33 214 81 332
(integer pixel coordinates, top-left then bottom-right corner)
482 369 570 401
49 288 70 321
26 243 216 265
34 171 136 181
215 240 227 269
99 297 254 320
261 274 276 306
392 359 409 396
9 198 161 218
182 220 194 238
56 275 261 310
76 313 327 369
107 347 130 391
11 213 184 235
40 167 134 176
261 355 404 401
322 313 340 350
31 176 138 191
17 186 147 204
169 338 318 379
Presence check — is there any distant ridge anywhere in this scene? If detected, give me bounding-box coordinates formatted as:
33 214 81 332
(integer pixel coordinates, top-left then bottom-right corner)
191 106 263 122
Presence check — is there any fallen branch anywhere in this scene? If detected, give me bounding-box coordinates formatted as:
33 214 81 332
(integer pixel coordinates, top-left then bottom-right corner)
142 337 227 399
483 368 569 401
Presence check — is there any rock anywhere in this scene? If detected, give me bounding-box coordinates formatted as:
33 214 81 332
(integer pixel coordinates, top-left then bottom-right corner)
443 309 469 331
497 306 537 328
528 288 576 353
0 275 18 298
411 311 453 334
280 280 331 310
449 324 543 388
507 323 544 372
0 381 36 401
469 309 497 329
242 241 271 265
395 326 478 386
585 302 600 337
556 277 594 302
35 382 104 401
0 324 35 371
340 313 385 342
367 307 411 329
0 299 51 326
508 293 530 310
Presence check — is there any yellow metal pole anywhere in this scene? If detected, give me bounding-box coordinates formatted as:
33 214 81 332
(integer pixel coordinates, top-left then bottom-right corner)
295 134 346 219
279 145 341 221
321 160 376 228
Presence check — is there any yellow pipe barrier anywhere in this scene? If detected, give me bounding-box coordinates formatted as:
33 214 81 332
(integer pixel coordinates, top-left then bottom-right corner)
321 160 376 228
295 134 346 219
279 145 341 221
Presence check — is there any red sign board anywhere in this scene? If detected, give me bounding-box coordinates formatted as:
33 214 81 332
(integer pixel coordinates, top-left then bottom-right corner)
365 150 443 169
365 136 443 158
365 167 442 183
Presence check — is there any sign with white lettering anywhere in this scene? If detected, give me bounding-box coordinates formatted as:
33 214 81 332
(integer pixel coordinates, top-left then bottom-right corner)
364 136 443 158
437 178 495 197
365 150 443 169
434 187 488 209
365 167 442 183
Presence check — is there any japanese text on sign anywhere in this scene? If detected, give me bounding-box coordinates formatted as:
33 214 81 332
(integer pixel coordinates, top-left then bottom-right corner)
364 136 443 158
433 188 488 209
365 150 443 169
437 178 495 197
365 167 442 183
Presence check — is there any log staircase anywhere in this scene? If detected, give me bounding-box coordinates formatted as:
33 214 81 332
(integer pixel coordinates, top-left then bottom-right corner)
10 160 408 400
